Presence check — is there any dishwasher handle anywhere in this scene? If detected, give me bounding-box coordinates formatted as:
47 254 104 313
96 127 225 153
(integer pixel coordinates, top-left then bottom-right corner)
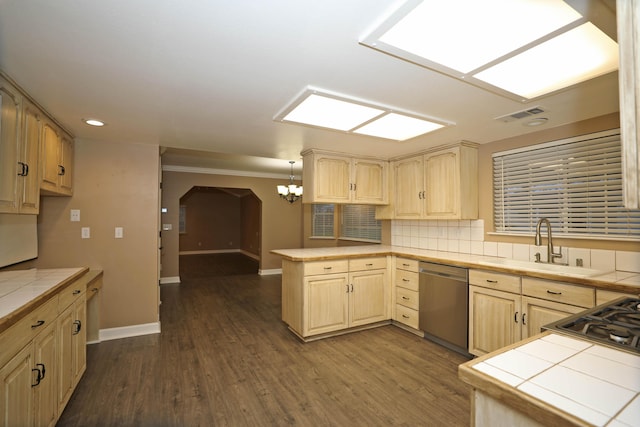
419 262 468 282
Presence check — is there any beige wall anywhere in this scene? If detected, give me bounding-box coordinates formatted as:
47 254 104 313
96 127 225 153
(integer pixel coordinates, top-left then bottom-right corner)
33 139 160 330
478 112 638 252
161 171 302 277
179 189 243 252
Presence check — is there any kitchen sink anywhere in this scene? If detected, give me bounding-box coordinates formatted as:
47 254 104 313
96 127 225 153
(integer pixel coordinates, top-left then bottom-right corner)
477 258 608 278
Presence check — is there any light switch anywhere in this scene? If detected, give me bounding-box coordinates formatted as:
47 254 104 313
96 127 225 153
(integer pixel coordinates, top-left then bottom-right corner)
70 209 80 222
162 223 172 231
81 227 90 239
115 227 123 238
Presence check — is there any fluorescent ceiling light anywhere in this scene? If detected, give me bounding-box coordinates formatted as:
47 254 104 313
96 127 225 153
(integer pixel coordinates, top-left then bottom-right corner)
353 113 443 140
282 94 384 131
473 22 619 99
275 88 451 141
377 0 581 74
361 0 618 100
83 118 105 127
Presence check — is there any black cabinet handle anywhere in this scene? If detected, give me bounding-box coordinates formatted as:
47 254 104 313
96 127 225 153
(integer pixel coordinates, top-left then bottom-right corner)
32 368 42 387
58 165 65 176
31 320 45 329
522 313 527 325
486 279 498 284
546 290 562 295
402 314 410 319
37 363 46 380
73 320 82 335
72 289 81 295
402 296 410 300
514 312 519 323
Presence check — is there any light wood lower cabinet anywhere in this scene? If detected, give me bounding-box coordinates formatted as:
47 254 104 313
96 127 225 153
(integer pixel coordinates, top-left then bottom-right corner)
282 257 389 340
469 270 595 357
0 275 88 427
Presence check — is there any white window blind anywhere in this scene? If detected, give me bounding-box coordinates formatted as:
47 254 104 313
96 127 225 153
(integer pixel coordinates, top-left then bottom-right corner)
312 204 334 237
493 129 640 239
341 205 381 242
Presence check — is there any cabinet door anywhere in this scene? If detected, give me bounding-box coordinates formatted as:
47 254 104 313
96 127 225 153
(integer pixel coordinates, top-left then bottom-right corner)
521 297 584 339
352 159 387 204
0 78 21 213
19 99 42 214
0 344 34 427
57 305 74 408
424 148 459 218
349 269 387 327
33 322 57 427
313 155 351 202
394 156 423 218
41 121 60 193
304 274 349 336
72 295 87 384
58 134 73 195
469 286 521 357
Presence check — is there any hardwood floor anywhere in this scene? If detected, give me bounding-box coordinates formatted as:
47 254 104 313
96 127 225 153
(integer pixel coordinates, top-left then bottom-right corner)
57 254 471 426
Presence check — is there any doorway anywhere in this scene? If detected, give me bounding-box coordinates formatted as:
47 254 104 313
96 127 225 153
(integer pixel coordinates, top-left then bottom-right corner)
178 186 261 278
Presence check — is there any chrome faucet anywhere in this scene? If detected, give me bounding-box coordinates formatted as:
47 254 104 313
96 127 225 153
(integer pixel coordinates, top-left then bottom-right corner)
534 218 564 264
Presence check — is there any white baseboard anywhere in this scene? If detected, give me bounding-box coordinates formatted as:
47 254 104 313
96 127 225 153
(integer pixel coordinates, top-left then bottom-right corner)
160 276 181 284
259 268 282 275
98 322 161 342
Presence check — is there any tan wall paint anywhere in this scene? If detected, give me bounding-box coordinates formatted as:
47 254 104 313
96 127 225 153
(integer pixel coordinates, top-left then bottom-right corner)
161 171 302 277
241 193 261 257
179 190 243 252
479 112 639 252
34 139 160 329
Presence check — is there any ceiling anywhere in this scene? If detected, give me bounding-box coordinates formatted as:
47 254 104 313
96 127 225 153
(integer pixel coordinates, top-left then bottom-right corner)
0 0 619 178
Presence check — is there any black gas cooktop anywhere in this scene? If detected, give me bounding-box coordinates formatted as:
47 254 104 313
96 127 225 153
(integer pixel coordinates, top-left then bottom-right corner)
544 297 640 354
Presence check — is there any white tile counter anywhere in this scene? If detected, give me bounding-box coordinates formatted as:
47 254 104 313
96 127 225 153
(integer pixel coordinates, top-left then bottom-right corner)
0 267 88 333
459 332 640 427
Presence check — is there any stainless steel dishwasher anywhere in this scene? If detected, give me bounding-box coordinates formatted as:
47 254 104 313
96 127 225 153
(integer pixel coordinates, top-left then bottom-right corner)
418 262 470 357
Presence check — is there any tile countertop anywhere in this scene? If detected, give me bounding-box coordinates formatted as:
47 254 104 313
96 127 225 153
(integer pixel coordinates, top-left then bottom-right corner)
271 245 640 295
458 332 640 427
0 267 89 333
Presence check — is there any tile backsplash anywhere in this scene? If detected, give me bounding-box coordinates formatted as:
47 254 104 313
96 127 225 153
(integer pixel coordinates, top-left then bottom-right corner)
391 219 640 274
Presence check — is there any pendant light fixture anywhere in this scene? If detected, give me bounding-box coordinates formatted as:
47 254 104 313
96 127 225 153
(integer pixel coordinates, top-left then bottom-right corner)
277 161 303 203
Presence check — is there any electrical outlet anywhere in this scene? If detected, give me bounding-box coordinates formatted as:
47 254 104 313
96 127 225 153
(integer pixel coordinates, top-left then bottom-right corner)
115 227 123 238
70 209 80 222
81 227 90 239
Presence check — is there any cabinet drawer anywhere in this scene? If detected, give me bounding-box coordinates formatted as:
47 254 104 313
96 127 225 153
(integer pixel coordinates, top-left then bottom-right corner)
303 260 348 276
469 269 521 294
0 296 58 367
395 304 419 329
396 287 419 310
396 269 419 292
349 257 387 272
522 278 594 308
395 258 419 272
58 282 87 311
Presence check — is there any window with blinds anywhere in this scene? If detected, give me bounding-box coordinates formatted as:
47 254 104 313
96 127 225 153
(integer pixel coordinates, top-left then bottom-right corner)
311 204 334 237
493 129 640 239
341 205 381 242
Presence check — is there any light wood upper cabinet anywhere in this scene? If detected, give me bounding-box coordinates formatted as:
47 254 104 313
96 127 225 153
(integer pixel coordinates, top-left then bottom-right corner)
391 142 478 220
302 150 388 204
0 75 22 213
19 99 42 214
41 118 73 196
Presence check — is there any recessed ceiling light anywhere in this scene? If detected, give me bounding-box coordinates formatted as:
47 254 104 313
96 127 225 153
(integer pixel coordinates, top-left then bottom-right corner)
83 118 105 127
360 0 618 101
275 87 452 141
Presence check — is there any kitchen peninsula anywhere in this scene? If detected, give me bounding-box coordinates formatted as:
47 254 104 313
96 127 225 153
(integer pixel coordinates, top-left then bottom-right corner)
273 245 640 426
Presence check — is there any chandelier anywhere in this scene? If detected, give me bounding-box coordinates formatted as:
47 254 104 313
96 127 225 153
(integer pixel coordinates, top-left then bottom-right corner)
277 161 303 203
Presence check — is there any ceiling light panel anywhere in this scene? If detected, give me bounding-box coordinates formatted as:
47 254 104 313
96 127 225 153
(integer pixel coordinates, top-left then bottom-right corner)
353 113 444 141
360 0 618 101
282 93 385 131
375 0 581 74
275 87 452 141
473 22 619 99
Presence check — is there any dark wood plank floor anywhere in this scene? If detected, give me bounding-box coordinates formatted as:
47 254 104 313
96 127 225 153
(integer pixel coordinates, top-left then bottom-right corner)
57 254 471 426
